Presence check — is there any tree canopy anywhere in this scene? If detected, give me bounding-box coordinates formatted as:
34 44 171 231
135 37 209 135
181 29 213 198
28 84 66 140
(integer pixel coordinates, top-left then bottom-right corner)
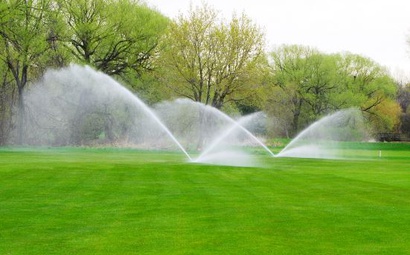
0 0 58 143
266 45 400 136
157 3 266 109
58 0 169 77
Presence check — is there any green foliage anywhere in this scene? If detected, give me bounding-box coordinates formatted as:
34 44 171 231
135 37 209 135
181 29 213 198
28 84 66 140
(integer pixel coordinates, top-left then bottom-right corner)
58 0 169 77
0 0 55 85
158 3 266 109
334 53 400 134
121 70 172 105
0 146 410 254
0 0 169 144
266 45 400 136
268 45 338 135
0 0 61 144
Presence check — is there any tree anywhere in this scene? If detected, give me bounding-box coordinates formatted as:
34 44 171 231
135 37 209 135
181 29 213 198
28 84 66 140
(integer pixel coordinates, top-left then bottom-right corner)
397 82 410 113
268 45 336 135
0 2 13 145
267 45 399 137
58 0 168 77
0 0 57 144
263 85 294 138
0 61 14 145
333 53 396 110
158 3 266 109
333 53 399 134
368 98 401 133
397 82 410 137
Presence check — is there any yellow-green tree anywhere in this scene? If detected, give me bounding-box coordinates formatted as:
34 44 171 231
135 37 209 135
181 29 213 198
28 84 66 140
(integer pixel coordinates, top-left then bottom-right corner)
158 3 266 109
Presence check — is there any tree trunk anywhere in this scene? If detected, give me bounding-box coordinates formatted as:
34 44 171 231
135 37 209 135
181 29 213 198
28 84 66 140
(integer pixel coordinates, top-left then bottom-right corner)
291 99 303 136
17 86 25 145
0 77 13 145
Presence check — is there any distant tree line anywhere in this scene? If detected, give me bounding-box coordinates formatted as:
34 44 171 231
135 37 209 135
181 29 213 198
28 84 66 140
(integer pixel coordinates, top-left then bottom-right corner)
0 0 409 145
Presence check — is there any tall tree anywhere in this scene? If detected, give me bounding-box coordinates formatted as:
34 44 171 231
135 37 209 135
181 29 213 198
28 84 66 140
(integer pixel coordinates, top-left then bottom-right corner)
0 1 13 144
267 45 399 136
333 53 397 111
334 53 399 133
269 45 334 134
0 0 56 144
0 61 14 145
58 0 168 77
158 3 266 109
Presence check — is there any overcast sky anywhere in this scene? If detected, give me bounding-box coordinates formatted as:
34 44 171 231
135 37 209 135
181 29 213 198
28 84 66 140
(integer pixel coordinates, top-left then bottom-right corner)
147 0 410 81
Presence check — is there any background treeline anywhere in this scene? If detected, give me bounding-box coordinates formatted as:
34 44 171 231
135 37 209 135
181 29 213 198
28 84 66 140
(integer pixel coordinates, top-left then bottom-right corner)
1 0 409 145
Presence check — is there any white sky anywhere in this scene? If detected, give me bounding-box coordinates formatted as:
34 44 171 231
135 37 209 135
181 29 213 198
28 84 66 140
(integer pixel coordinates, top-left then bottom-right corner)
147 0 410 81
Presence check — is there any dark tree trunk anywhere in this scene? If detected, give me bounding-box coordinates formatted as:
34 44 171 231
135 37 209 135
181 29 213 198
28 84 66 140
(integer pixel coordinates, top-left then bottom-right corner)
291 99 303 136
17 86 25 145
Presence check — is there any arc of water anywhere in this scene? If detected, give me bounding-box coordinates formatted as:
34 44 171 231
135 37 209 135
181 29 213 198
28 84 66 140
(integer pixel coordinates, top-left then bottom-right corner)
194 110 275 162
193 123 239 162
276 120 322 157
276 108 362 158
114 82 193 161
26 65 197 161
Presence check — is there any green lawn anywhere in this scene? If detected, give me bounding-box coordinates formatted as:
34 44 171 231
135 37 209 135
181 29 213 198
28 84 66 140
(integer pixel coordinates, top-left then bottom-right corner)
0 144 409 254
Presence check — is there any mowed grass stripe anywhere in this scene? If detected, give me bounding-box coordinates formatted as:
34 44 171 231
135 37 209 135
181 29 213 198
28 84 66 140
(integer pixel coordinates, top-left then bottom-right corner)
0 147 409 254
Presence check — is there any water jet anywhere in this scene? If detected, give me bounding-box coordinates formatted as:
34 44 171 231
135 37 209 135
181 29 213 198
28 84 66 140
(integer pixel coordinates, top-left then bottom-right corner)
276 108 368 159
23 64 192 160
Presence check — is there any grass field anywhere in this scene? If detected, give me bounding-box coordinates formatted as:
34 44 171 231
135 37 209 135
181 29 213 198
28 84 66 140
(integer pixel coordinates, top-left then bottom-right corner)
0 143 409 254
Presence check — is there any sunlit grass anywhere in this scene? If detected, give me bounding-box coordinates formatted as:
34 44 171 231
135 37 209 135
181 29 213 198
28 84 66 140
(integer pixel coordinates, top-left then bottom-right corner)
0 143 409 254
